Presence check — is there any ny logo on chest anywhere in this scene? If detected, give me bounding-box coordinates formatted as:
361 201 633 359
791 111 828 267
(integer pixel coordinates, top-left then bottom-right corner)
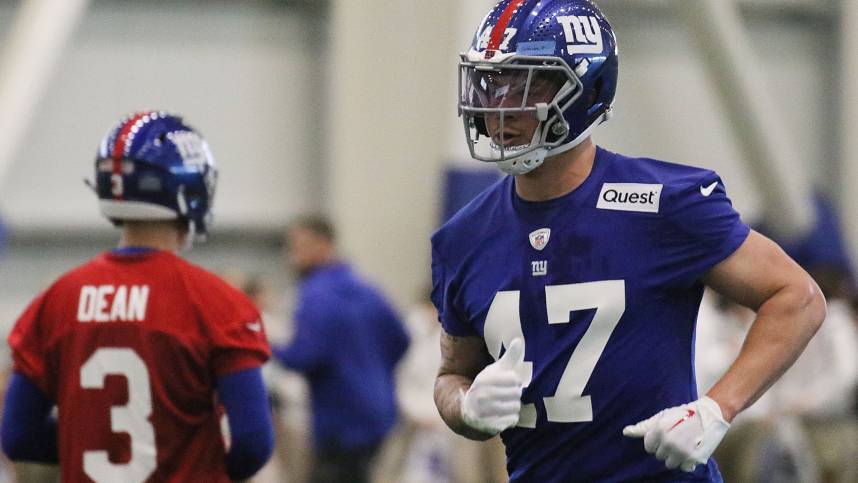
529 228 551 276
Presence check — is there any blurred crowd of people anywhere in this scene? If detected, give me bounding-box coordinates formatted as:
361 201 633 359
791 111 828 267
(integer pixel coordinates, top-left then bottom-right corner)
696 265 858 483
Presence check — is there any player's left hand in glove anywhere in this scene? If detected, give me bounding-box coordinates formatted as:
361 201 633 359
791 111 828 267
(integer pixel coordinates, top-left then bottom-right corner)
622 396 730 472
460 338 525 435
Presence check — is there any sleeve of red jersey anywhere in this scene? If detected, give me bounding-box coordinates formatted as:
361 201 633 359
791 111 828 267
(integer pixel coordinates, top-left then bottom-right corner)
7 292 52 396
193 275 271 376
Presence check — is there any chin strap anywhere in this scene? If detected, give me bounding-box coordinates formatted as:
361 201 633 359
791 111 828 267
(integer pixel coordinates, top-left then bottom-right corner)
175 185 208 251
180 222 196 252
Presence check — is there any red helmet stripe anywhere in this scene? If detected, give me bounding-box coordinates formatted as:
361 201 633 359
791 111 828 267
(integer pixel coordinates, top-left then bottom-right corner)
487 0 526 53
110 112 149 200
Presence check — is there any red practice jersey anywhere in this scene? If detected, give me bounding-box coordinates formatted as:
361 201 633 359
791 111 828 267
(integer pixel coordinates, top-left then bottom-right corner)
8 250 270 483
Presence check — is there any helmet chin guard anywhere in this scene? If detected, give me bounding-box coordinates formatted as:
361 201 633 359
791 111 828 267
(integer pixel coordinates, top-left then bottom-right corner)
497 148 548 175
494 126 548 175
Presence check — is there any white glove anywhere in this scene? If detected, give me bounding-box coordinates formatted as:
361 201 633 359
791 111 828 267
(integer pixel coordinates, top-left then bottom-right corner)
460 338 525 435
622 396 730 472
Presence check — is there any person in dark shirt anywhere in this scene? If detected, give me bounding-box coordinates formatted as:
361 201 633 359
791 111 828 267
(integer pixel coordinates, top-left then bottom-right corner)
273 215 410 483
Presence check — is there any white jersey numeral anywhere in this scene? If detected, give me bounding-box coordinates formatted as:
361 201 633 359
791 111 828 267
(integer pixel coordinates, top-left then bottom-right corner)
484 291 537 427
80 348 157 483
483 280 625 426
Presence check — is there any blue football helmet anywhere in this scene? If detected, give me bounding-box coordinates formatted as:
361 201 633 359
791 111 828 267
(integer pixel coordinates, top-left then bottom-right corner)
94 111 217 241
459 0 618 174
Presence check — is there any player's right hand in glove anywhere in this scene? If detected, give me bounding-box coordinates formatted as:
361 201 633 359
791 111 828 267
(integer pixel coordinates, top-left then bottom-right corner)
460 338 524 435
622 396 730 472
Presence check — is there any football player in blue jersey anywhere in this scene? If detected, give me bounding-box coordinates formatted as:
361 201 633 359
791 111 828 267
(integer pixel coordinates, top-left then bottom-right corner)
431 1 827 482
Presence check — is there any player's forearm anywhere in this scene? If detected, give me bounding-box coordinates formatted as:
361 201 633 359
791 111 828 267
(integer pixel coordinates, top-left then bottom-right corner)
434 374 495 441
707 281 826 422
217 369 274 480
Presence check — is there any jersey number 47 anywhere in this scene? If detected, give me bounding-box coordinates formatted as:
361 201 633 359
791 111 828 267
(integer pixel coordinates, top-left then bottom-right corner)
484 280 625 428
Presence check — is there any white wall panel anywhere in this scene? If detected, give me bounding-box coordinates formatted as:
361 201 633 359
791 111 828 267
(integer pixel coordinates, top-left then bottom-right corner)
842 0 858 265
593 6 832 223
0 3 323 231
327 0 456 307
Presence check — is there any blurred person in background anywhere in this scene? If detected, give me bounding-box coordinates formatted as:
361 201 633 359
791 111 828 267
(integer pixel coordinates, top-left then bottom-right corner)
699 267 858 483
222 270 313 483
755 195 858 483
772 265 858 483
396 291 507 483
0 221 9 483
696 291 815 483
0 111 274 482
0 370 13 483
697 195 858 483
394 293 450 483
273 215 410 483
432 1 826 481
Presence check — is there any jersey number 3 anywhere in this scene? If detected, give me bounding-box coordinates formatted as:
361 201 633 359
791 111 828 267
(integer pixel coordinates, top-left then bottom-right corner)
80 348 157 483
484 280 625 427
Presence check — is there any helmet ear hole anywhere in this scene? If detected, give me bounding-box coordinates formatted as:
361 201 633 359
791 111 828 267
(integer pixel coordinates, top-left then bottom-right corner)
550 121 568 137
474 116 489 137
589 77 604 109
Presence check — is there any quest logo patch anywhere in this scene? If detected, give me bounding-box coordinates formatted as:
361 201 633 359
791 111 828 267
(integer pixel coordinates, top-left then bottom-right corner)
596 183 663 213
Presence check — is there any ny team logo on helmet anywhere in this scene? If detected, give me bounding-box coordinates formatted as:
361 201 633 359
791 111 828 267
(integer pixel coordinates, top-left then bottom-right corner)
459 0 618 175
94 111 217 241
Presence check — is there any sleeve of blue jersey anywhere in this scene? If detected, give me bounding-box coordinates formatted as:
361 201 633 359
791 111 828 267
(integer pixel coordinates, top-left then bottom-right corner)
2 369 274 478
431 244 479 337
1 372 58 463
659 169 750 287
386 305 411 365
217 367 274 481
272 297 336 371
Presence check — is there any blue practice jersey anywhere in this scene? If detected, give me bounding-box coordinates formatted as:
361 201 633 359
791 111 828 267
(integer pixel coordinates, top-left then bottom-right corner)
431 147 749 482
274 263 409 451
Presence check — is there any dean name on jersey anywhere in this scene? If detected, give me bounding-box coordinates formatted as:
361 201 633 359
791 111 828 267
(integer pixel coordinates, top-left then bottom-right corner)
77 284 150 322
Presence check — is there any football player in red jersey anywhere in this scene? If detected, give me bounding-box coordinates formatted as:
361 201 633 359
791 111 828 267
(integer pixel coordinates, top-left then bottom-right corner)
1 111 274 482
